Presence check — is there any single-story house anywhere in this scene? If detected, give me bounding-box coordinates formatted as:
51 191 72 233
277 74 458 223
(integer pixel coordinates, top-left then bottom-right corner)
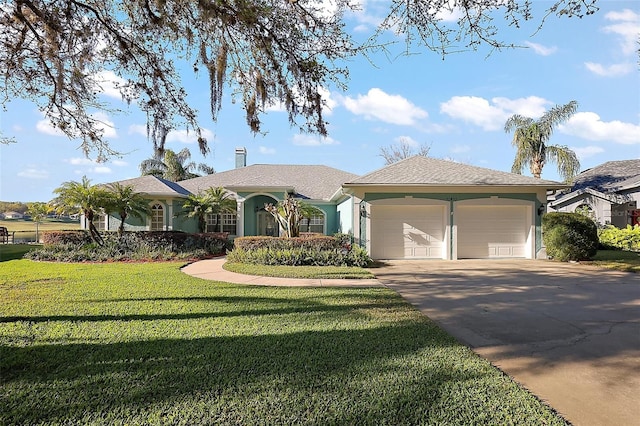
3 211 24 219
548 159 640 228
88 148 568 260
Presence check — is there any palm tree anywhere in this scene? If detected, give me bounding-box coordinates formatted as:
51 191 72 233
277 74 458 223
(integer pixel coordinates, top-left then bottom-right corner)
104 183 151 237
51 176 110 244
505 100 580 181
205 187 237 232
264 193 321 238
139 148 215 181
179 192 213 233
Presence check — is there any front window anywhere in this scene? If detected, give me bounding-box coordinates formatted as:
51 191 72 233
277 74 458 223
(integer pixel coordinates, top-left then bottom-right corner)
150 204 164 231
94 213 106 231
206 213 237 233
300 214 325 234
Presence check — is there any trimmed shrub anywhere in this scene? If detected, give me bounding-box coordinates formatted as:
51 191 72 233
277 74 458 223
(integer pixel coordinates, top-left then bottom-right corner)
598 225 640 251
42 230 92 245
27 231 229 262
228 233 371 267
542 212 598 261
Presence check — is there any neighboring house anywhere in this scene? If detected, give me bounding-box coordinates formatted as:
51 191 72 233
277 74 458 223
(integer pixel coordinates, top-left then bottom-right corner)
548 160 640 228
3 211 24 219
88 148 568 260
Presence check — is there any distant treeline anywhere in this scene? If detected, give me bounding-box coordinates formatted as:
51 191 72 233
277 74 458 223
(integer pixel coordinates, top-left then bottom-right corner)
0 201 29 214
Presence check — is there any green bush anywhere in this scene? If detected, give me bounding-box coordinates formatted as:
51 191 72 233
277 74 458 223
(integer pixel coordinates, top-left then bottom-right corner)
26 231 229 262
542 212 598 261
598 225 640 251
228 234 371 267
234 235 340 251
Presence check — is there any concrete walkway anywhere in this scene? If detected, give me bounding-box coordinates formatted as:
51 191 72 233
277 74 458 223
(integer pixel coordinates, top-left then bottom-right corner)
181 257 383 287
183 257 640 426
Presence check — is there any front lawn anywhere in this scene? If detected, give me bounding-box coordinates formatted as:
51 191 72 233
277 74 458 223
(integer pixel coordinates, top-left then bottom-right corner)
0 244 41 261
223 262 375 279
0 260 567 425
587 250 640 273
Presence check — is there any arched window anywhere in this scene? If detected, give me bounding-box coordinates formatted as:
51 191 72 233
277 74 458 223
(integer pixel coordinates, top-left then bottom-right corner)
150 204 164 231
300 213 325 234
574 204 594 220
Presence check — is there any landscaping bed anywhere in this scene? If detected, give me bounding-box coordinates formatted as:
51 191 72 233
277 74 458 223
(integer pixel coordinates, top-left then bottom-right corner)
0 260 567 425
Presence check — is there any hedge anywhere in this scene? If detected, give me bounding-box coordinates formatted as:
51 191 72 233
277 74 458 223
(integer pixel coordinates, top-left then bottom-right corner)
28 231 230 262
542 212 598 261
598 225 640 251
228 234 372 267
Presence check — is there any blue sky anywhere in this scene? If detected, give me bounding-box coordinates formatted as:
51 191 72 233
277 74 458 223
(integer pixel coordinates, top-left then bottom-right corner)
1 1 638 202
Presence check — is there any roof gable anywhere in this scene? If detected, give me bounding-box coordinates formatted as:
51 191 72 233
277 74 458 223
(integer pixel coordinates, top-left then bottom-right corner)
113 175 191 197
180 164 358 201
571 159 640 193
345 156 564 187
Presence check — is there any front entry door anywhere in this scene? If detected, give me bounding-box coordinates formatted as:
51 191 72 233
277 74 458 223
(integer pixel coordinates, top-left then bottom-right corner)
257 211 278 236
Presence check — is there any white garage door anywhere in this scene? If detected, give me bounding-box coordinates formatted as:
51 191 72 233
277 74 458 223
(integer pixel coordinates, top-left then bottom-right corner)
457 205 529 258
370 205 445 259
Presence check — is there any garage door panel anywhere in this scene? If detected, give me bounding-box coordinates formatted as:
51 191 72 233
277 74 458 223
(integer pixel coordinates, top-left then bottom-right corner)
371 205 445 259
457 205 529 259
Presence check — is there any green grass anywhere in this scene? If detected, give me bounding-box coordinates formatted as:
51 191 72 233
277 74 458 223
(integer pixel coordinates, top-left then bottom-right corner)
0 244 42 261
0 260 567 425
224 262 375 279
587 249 640 273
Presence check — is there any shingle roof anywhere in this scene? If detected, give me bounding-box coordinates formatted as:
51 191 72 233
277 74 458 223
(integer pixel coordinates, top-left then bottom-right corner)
344 156 565 187
179 164 359 200
571 159 640 193
113 175 191 197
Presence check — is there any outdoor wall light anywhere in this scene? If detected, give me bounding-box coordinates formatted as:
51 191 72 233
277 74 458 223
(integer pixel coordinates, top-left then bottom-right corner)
538 204 546 216
360 204 367 217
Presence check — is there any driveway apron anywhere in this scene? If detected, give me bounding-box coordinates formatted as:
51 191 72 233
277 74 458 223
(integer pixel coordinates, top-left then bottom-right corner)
374 259 640 426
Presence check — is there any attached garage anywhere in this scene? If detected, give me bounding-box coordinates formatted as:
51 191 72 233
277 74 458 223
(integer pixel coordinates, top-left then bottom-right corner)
343 156 567 261
455 200 534 259
369 200 448 259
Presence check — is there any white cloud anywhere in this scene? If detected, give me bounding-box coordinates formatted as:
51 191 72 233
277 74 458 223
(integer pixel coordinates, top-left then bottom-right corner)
440 96 553 131
67 158 95 166
584 62 634 77
560 112 640 145
258 146 276 155
585 9 639 77
166 128 214 144
440 96 506 131
36 111 117 138
129 124 147 136
602 8 639 56
93 70 129 100
36 118 66 137
92 166 112 174
265 86 336 116
112 160 128 167
91 111 117 138
17 167 49 179
292 134 340 146
523 41 558 56
570 146 605 160
343 88 428 126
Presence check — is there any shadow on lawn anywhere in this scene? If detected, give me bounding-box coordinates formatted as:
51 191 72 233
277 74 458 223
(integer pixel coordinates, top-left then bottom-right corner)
0 323 487 425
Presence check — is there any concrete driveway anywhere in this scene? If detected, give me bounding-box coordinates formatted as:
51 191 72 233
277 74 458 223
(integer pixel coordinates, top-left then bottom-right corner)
374 259 640 426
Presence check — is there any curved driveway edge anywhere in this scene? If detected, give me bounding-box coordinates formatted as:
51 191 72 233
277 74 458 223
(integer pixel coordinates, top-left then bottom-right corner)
181 257 383 287
374 259 640 426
